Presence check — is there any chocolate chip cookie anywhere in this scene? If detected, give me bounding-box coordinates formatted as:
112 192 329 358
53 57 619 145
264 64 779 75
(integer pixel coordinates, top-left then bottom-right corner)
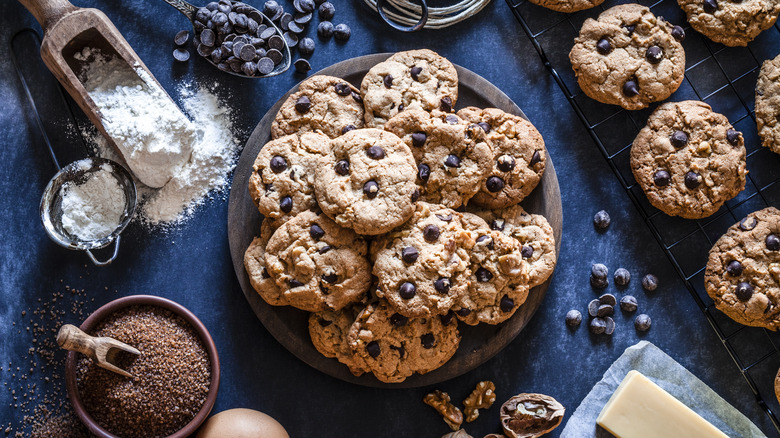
346 299 461 383
315 128 418 235
244 220 287 306
372 202 475 317
454 213 530 325
384 110 493 208
473 205 557 288
248 133 329 224
361 49 459 128
705 207 780 330
527 0 604 13
757 54 780 154
264 210 371 312
630 100 747 219
456 107 547 208
678 0 780 46
271 75 365 139
569 4 686 110
309 305 368 376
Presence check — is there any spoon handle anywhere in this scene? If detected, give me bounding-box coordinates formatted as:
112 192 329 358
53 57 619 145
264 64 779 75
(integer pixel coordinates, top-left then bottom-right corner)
57 324 98 360
161 0 198 19
17 0 79 31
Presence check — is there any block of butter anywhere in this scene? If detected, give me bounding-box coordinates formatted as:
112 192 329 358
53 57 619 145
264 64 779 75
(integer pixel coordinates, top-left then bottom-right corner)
596 370 728 438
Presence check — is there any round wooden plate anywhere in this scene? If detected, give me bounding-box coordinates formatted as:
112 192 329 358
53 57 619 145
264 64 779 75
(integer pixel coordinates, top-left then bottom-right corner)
227 53 562 388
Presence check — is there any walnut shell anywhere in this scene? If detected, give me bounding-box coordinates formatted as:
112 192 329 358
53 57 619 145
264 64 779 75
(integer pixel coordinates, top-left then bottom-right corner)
500 393 565 438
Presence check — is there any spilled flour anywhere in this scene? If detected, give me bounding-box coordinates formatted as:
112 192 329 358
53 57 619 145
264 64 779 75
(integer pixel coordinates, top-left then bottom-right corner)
60 163 125 241
79 83 241 227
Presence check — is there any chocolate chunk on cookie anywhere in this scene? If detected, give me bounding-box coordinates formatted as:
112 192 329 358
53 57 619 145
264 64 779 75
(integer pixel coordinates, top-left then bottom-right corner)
757 54 780 154
527 0 604 13
264 210 371 312
272 75 365 139
244 220 287 306
346 299 461 383
705 207 780 330
456 107 546 208
472 205 557 288
569 4 686 110
384 110 493 208
361 49 458 128
315 128 418 235
372 203 475 317
248 133 329 224
309 305 368 376
630 100 746 219
678 0 780 46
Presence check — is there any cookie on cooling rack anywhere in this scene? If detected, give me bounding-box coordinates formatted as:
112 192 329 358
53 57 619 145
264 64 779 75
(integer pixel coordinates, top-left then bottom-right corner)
527 0 604 13
756 54 780 154
677 0 780 47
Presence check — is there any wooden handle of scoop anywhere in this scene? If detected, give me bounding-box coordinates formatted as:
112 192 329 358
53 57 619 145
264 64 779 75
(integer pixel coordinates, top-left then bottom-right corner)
57 324 97 360
17 0 78 31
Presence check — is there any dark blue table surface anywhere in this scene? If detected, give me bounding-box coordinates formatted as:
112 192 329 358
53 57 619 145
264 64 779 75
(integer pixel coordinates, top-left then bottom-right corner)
1 0 776 436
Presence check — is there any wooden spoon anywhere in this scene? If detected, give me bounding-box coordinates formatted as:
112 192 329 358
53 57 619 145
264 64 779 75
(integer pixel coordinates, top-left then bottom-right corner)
57 324 140 378
17 0 189 188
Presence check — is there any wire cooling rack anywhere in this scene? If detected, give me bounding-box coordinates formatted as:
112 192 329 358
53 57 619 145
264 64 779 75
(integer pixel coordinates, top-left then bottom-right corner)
506 0 780 432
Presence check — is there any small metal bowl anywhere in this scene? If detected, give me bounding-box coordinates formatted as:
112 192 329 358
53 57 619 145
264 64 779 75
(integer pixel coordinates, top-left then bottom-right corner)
40 158 136 266
64 295 221 438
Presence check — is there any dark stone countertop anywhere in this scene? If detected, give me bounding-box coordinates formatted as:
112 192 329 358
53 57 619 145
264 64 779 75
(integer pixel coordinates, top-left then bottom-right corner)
0 0 777 436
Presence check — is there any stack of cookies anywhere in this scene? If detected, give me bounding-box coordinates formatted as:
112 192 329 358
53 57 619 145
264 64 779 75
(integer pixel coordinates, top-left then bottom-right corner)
243 49 557 383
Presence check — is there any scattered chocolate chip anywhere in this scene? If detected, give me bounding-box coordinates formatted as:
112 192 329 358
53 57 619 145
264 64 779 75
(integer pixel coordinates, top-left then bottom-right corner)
594 210 610 229
421 333 435 349
590 317 607 334
588 299 600 317
363 180 379 199
486 176 505 192
456 308 471 317
410 66 423 81
499 295 515 312
645 46 663 64
703 0 718 13
335 160 350 175
423 224 440 242
174 30 190 46
596 37 611 55
334 23 350 41
614 268 631 287
295 96 311 112
634 314 651 331
294 11 313 24
310 224 325 239
444 154 461 168
565 310 582 327
604 316 615 335
289 279 304 288
726 260 743 276
521 245 533 259
399 282 416 299
597 304 614 318
670 130 688 148
591 263 608 280
620 295 638 312
440 96 453 112
298 37 315 56
672 25 685 41
173 48 190 62
642 274 658 291
591 275 608 289
318 1 335 19
497 155 515 172
475 267 493 282
411 132 427 147
390 313 408 327
599 293 617 307
684 171 701 189
366 340 381 357
294 0 315 13
623 79 639 97
418 163 430 182
739 216 758 231
317 20 334 38
366 146 385 159
434 278 451 294
654 170 671 186
280 195 293 213
726 129 741 146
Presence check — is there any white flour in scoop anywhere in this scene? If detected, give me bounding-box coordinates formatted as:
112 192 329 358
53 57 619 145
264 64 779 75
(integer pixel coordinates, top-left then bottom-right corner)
60 163 125 241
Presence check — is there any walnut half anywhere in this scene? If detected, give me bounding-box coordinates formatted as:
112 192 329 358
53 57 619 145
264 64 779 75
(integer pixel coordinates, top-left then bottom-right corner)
500 393 565 438
463 381 497 422
424 390 464 431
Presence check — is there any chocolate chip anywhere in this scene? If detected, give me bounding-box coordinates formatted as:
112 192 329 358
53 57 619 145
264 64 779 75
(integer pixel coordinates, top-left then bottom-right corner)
298 37 315 56
475 267 493 282
645 46 663 64
642 274 658 291
727 260 743 276
591 263 608 280
390 313 408 327
334 23 350 41
366 340 381 358
590 317 607 334
591 275 608 289
486 176 504 193
335 160 350 175
597 304 614 318
593 210 610 229
604 316 615 335
294 11 313 24
624 24 636 34
739 216 758 231
599 293 617 307
423 224 440 242
401 246 419 264
409 66 423 81
671 130 688 148
261 267 270 279
417 164 430 182
200 28 216 47
269 155 287 173
366 146 385 159
476 235 492 247
280 195 293 213
490 219 505 231
735 282 753 301
620 295 638 312
530 150 542 166
321 272 337 284
436 214 453 222
614 268 631 286
456 308 471 316
383 74 393 88
310 224 325 239
333 83 351 97
434 278 451 294
263 57 281 74
684 171 701 189
444 155 461 168
654 170 671 186
318 20 334 38
634 314 651 331
440 96 453 112
399 282 416 299
727 129 741 146
317 317 332 327
497 155 515 172
440 311 455 326
672 25 685 41
767 234 780 251
588 299 600 317
703 0 718 13
241 61 257 76
289 279 304 288
295 0 315 13
521 245 533 259
420 333 435 349
173 48 190 62
390 344 405 357
411 189 420 202
411 132 427 147
623 79 639 97
318 246 331 254
565 310 582 327
363 180 379 199
351 92 362 103
295 96 311 113
318 1 335 19
499 295 514 312
174 30 190 46
596 38 611 55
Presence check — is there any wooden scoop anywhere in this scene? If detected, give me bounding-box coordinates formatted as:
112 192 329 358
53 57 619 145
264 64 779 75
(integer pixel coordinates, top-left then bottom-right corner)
57 324 140 378
18 0 188 188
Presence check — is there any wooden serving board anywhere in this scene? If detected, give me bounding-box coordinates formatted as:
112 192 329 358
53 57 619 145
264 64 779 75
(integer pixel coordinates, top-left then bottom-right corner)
227 53 562 388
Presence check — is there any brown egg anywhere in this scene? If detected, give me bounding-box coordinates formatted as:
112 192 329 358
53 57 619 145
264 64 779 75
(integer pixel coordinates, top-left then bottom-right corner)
197 408 290 438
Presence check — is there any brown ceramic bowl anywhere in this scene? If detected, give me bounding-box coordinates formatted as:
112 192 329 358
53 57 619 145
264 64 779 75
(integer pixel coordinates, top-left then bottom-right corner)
64 295 221 438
